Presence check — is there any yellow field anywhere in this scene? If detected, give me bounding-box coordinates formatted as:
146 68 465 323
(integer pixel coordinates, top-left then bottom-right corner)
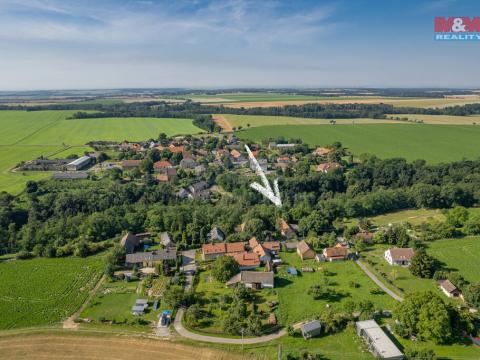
213 114 406 131
0 332 240 360
217 97 480 109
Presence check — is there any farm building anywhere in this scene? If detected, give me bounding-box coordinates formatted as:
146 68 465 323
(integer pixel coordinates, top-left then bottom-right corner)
323 244 349 262
438 279 463 299
356 320 403 359
226 271 274 289
301 320 322 339
120 232 141 254
125 249 177 267
121 159 141 170
52 172 89 180
66 155 92 171
384 248 414 266
297 240 315 260
20 158 70 171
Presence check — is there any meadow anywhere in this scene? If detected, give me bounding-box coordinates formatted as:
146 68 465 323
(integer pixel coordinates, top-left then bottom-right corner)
0 256 104 329
389 113 480 125
275 252 395 325
237 124 480 163
427 237 480 283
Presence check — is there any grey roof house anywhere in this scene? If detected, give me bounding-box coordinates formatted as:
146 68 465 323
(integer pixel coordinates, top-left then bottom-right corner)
160 232 174 248
125 249 177 267
207 227 225 242
226 271 274 289
120 232 141 254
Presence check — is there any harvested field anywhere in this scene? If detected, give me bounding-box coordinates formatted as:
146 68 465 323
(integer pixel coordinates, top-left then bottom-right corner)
0 333 241 360
388 114 480 125
217 97 480 109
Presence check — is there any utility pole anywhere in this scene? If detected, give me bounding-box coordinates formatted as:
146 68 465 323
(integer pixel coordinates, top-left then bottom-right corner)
241 328 245 353
277 344 282 360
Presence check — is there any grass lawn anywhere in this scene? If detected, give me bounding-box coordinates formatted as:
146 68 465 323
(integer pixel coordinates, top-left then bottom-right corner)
237 124 480 163
191 267 278 335
368 209 446 227
427 237 480 283
275 252 396 326
0 255 104 329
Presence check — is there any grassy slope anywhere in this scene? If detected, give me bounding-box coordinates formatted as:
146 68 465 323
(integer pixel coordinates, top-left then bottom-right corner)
237 124 480 163
0 256 104 329
389 114 480 125
427 237 480 283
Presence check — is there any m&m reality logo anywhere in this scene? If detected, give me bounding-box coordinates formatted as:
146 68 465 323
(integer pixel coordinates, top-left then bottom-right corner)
434 17 480 40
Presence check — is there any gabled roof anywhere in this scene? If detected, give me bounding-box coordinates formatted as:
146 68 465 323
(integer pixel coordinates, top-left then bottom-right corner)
263 241 281 251
121 159 142 168
230 149 242 158
226 271 274 286
249 236 260 248
316 162 342 172
160 232 173 246
120 232 140 248
438 279 459 294
301 320 322 333
313 147 332 156
388 248 414 262
225 242 245 254
324 244 349 258
202 243 226 255
231 252 260 267
126 249 177 263
297 240 313 254
154 160 173 169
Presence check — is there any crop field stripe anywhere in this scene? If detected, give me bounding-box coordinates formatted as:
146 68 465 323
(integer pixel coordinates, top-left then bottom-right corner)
11 111 68 146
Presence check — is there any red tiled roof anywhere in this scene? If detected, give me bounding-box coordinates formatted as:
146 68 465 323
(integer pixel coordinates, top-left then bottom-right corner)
154 160 172 169
263 241 281 251
249 236 260 248
202 243 226 255
231 252 260 267
226 242 245 254
324 245 348 258
313 147 332 156
297 240 312 254
389 248 414 262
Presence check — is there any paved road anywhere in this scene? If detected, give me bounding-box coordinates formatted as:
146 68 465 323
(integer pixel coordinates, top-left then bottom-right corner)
181 249 197 275
355 260 404 302
174 308 289 344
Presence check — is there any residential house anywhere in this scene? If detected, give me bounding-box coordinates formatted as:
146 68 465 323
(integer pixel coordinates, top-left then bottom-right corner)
156 167 177 182
153 160 173 173
225 242 245 255
226 271 274 289
195 164 206 176
356 320 403 360
313 147 332 157
438 279 462 299
177 188 189 199
301 320 322 339
125 249 177 267
188 181 208 196
249 237 271 263
297 240 316 260
168 144 184 154
384 248 414 266
250 158 268 173
316 162 342 173
120 141 143 152
120 232 141 254
121 160 141 170
180 157 197 169
354 231 375 244
231 252 261 270
207 227 225 242
323 244 349 262
280 219 297 239
284 241 299 252
263 241 281 253
66 155 92 171
201 243 226 261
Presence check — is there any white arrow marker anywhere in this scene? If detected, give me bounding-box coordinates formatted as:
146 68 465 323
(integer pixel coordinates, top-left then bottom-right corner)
245 144 282 207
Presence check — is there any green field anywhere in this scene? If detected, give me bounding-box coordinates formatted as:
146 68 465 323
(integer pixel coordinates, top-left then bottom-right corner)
237 124 480 163
0 110 203 193
427 237 480 283
0 256 103 329
368 209 446 226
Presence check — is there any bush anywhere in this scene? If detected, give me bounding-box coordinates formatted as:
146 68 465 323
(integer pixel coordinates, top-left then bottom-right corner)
16 250 33 260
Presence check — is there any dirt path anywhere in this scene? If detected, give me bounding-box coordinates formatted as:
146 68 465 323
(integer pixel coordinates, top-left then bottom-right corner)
355 260 404 302
212 115 233 132
63 275 106 329
0 333 239 360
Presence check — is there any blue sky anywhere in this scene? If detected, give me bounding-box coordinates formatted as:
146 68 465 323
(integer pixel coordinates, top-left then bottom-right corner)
0 0 479 90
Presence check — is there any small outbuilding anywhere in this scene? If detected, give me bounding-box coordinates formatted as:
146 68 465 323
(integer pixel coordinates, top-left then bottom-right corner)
301 320 322 339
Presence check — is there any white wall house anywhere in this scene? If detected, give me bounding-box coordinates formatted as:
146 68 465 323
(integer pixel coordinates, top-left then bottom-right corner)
384 248 414 266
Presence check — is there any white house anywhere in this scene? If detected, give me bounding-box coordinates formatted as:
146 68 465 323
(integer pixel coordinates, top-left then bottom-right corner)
384 248 414 266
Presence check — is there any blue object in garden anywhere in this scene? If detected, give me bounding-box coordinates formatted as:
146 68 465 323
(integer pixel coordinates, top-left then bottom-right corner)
287 267 297 276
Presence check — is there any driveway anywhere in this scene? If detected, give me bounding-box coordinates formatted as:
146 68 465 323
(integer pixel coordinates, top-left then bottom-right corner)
174 308 289 344
355 260 404 302
181 249 197 274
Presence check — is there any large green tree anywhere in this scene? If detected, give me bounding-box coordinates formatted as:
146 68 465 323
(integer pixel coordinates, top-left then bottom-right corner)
211 255 240 283
409 248 436 278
